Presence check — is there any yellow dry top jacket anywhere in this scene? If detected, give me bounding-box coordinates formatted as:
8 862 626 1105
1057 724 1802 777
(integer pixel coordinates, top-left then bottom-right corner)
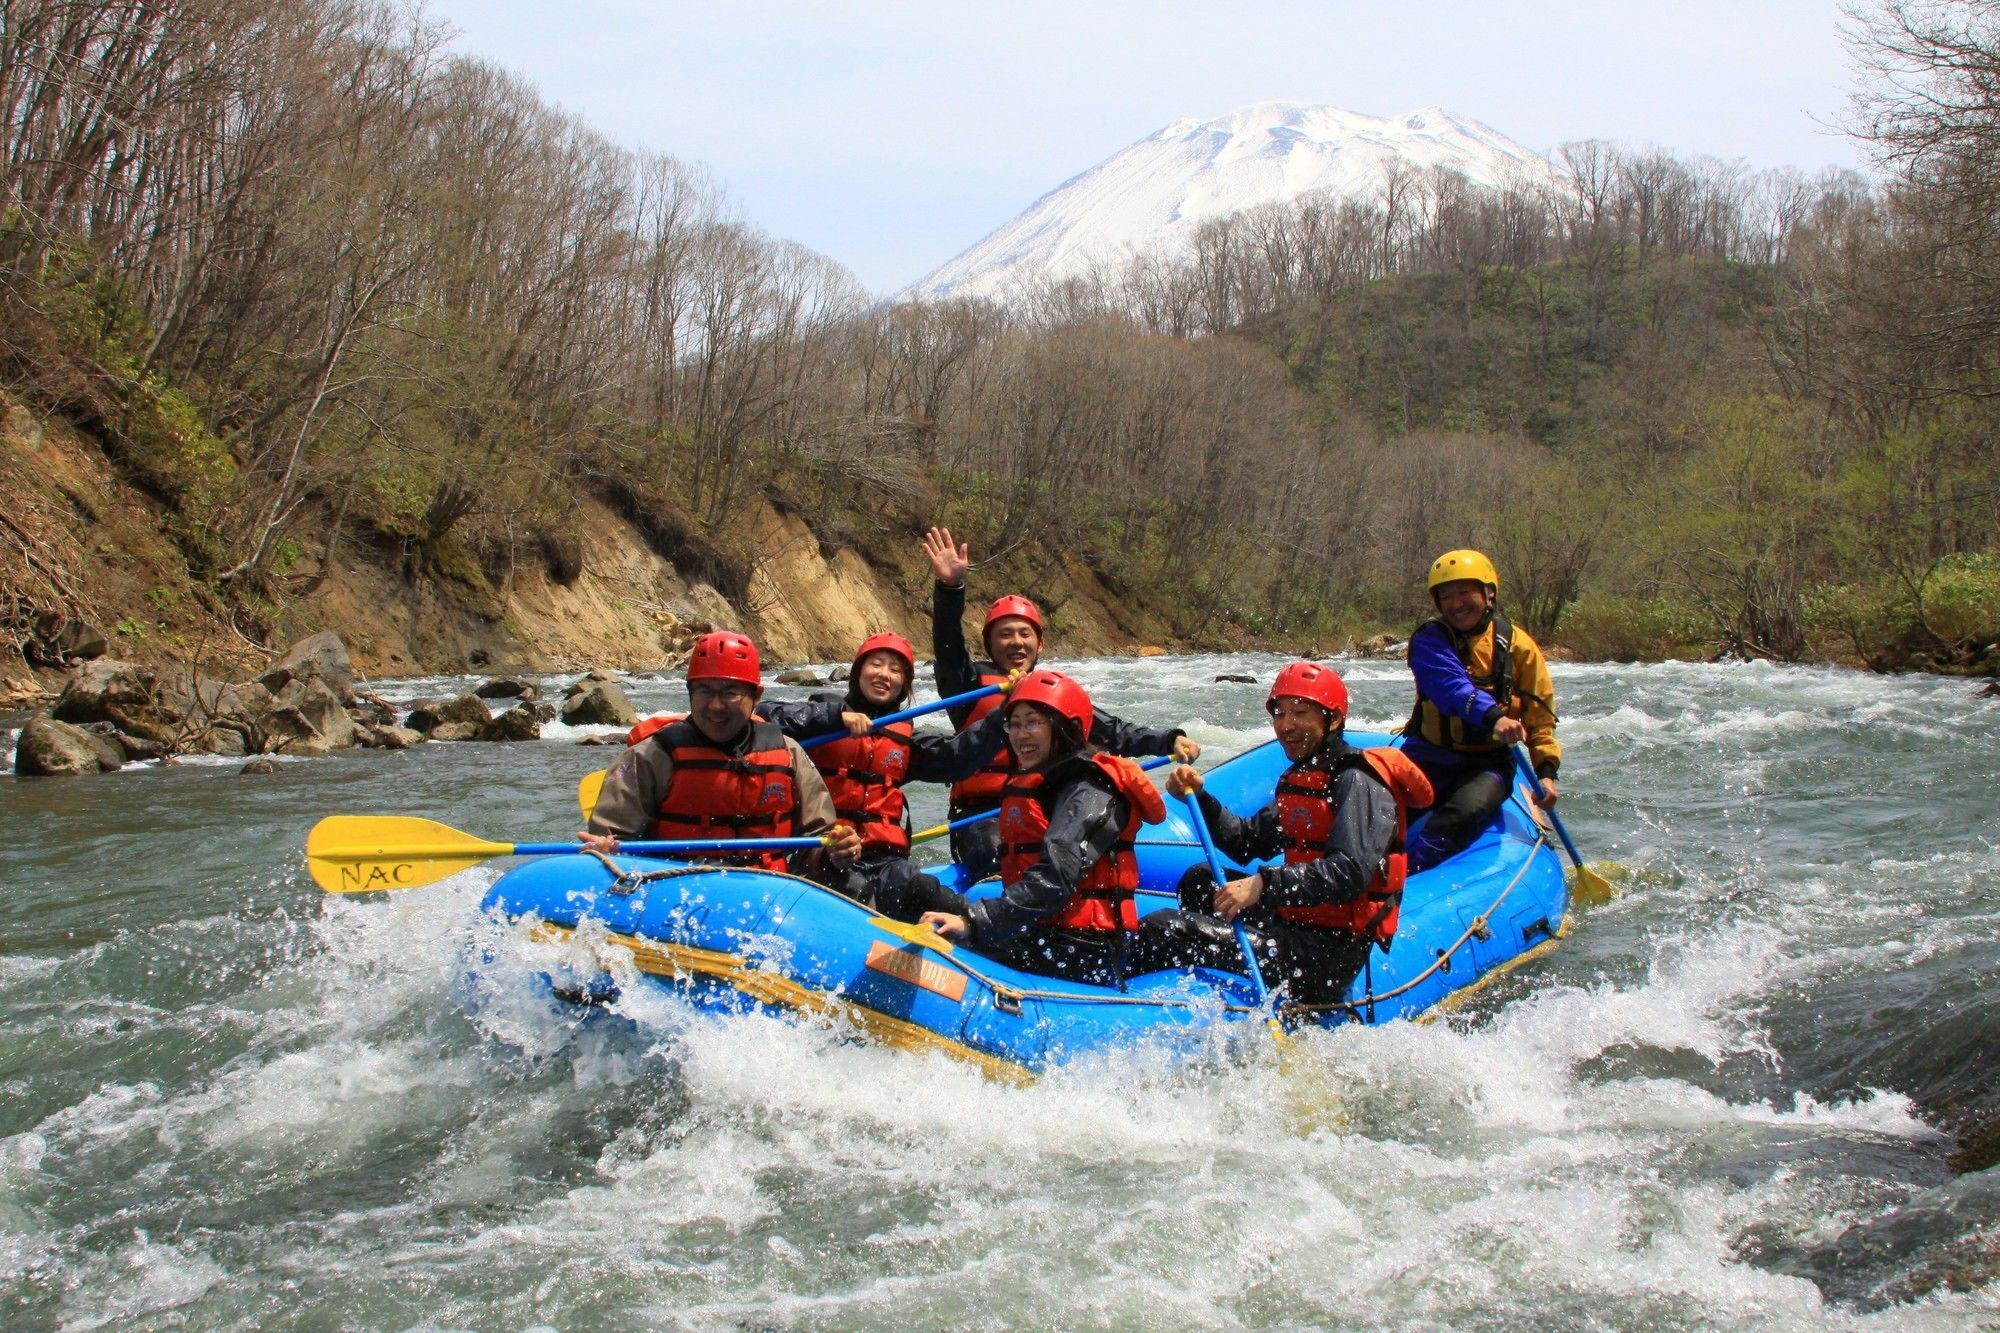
1405 613 1562 776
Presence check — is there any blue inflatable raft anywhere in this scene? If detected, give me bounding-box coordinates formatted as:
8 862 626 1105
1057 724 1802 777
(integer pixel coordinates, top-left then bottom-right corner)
480 731 1570 1078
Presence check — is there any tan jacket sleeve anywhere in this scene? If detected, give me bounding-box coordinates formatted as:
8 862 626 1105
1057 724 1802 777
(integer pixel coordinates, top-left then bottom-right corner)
786 737 838 836
587 744 673 840
1510 628 1562 776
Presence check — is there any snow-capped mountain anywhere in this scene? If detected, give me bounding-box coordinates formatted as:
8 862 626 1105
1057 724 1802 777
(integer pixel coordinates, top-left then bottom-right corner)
904 102 1554 304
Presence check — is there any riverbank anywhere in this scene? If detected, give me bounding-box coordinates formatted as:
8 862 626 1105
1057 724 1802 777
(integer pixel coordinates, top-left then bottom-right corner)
8 385 1993 711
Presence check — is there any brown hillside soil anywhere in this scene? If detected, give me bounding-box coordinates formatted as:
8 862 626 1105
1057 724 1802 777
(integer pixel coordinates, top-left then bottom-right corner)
5 393 1217 692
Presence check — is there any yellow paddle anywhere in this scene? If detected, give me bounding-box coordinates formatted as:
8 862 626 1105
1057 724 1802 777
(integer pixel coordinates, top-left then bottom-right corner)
1513 746 1617 906
306 814 828 894
577 768 605 819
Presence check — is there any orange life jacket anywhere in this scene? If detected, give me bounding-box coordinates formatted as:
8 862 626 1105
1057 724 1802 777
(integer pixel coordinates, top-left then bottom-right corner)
997 752 1167 933
627 713 684 746
1271 744 1434 945
809 721 913 854
649 719 798 872
948 667 1015 811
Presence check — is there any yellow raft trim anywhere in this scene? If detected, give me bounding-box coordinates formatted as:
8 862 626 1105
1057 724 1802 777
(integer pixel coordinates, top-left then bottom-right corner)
526 922 1034 1086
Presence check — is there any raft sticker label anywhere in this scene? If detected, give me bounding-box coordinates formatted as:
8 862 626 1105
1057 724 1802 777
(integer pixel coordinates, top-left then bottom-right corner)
865 941 967 1002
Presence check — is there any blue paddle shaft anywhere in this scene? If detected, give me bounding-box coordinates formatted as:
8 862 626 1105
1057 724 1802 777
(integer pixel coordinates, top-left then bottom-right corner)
520 836 827 856
1180 789 1271 1005
1514 745 1586 869
800 683 1003 751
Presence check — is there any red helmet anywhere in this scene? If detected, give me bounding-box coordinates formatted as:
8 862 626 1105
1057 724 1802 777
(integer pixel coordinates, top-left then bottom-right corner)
687 631 762 689
983 594 1044 639
1006 669 1092 735
1266 661 1348 718
851 631 915 702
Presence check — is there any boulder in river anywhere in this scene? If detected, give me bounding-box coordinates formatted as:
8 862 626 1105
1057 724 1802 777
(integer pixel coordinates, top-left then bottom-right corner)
1214 673 1257 684
563 670 618 698
774 669 825 686
54 659 185 741
1135 646 1168 658
261 677 359 756
14 715 123 776
406 694 491 735
427 721 483 743
474 678 537 701
375 725 424 750
828 665 850 682
560 680 638 727
476 705 542 742
257 630 356 703
239 758 280 775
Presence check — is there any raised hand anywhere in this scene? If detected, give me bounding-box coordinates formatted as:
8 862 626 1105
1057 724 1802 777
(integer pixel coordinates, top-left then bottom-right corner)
923 526 970 587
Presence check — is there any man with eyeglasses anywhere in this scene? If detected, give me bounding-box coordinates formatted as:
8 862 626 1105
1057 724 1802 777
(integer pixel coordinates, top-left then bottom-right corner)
581 631 863 874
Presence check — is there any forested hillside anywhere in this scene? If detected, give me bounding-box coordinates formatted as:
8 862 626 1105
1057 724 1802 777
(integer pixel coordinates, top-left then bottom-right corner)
3 0 1996 693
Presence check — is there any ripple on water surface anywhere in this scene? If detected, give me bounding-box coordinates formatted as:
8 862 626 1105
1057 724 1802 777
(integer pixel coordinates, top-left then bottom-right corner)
0 654 1995 1324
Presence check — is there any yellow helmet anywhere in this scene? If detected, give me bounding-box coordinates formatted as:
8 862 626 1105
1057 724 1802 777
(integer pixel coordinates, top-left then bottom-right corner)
1426 549 1499 596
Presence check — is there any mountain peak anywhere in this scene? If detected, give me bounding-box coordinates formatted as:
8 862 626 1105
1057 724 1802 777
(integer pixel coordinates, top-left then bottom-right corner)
905 101 1552 304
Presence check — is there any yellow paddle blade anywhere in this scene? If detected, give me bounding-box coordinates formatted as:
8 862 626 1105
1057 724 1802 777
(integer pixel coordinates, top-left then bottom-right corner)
1568 860 1622 907
867 915 956 954
306 815 512 894
578 768 606 820
910 820 951 846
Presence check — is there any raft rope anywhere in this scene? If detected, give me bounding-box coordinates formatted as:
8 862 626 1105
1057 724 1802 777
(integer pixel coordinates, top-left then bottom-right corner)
1278 832 1552 1019
572 834 1556 1023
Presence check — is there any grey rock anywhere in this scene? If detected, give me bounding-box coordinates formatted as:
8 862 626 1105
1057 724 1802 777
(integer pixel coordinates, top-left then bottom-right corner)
476 705 542 742
14 715 123 776
574 733 623 746
379 725 423 749
560 680 638 727
828 665 851 682
563 669 619 699
60 621 109 660
1214 673 1257 684
474 678 537 700
55 659 161 726
774 669 825 686
239 758 280 775
406 694 491 735
427 721 483 743
258 631 356 702
260 677 359 756
533 701 557 723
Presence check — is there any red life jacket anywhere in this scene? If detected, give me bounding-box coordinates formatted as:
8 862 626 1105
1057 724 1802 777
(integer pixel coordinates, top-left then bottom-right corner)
650 719 798 872
809 721 913 854
1271 744 1435 945
997 752 1168 933
948 667 1015 811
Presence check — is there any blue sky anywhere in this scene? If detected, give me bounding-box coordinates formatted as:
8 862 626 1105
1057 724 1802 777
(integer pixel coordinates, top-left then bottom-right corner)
424 1 1870 295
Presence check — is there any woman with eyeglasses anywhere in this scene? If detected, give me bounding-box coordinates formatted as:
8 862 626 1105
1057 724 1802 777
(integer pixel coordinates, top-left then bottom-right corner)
910 670 1165 987
580 631 863 875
